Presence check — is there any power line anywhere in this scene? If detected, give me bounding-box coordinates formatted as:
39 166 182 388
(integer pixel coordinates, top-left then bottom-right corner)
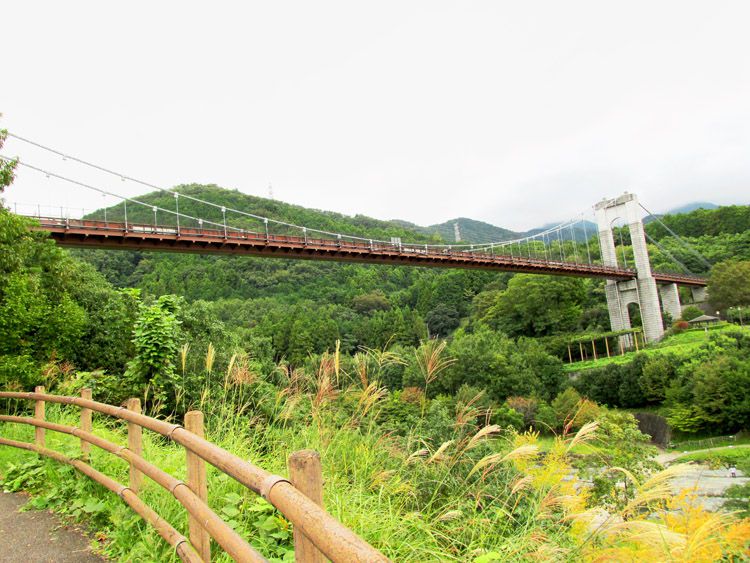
0 155 238 233
6 131 594 252
7 133 398 245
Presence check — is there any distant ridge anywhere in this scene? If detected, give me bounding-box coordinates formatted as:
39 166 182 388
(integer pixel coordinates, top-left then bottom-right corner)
643 201 719 224
87 187 723 246
422 218 518 244
412 201 721 245
664 202 718 215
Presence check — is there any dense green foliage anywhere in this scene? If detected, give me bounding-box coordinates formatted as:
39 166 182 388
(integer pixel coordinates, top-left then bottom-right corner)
7 379 746 562
1 174 750 559
572 328 750 434
409 216 519 244
709 259 750 310
75 186 619 364
647 205 750 240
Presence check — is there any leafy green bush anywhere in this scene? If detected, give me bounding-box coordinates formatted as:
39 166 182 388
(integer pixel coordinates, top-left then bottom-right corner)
0 354 39 390
435 328 563 402
681 306 704 321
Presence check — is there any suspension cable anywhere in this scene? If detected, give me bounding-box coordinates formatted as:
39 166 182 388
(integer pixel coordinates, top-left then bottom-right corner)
618 226 628 268
644 232 693 275
582 214 592 264
6 131 604 254
0 157 246 234
638 202 712 269
569 223 579 262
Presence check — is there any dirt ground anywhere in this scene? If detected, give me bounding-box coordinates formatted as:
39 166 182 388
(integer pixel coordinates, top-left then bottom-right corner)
0 491 104 563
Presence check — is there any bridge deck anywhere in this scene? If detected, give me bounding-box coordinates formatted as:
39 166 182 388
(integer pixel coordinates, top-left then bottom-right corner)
29 217 707 286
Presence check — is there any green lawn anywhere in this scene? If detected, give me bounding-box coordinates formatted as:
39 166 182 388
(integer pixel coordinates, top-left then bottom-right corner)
564 324 746 373
669 433 750 452
674 445 750 472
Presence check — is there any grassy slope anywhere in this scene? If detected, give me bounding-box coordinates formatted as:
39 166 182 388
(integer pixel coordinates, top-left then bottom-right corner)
564 324 743 373
675 446 750 472
0 405 450 562
5 406 748 562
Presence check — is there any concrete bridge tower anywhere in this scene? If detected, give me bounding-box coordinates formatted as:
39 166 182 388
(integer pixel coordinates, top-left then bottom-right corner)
595 193 669 344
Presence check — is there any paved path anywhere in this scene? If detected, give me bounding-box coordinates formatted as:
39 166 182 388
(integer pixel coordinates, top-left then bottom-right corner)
0 491 104 562
656 445 750 511
656 444 750 465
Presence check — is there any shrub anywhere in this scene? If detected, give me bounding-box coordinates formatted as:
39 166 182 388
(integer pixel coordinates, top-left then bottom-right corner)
574 363 622 406
586 410 659 510
506 396 538 427
639 355 677 403
680 305 704 321
551 388 581 430
672 320 690 332
0 354 39 390
532 401 558 434
617 354 648 407
492 403 524 430
436 328 563 402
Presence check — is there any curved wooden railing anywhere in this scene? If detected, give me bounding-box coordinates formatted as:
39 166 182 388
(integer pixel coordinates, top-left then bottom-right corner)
0 387 388 563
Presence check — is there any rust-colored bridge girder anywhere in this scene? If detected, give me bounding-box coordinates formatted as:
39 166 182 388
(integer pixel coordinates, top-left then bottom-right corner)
29 217 707 287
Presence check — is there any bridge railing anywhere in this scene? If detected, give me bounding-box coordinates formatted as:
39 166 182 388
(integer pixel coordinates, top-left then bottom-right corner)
0 388 388 563
28 215 643 279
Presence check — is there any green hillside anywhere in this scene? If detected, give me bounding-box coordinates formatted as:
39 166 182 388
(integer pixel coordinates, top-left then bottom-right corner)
423 217 519 244
2 169 750 561
639 204 750 274
88 183 440 244
77 186 750 367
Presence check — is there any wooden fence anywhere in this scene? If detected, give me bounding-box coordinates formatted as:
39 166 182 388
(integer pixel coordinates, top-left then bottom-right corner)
0 388 388 563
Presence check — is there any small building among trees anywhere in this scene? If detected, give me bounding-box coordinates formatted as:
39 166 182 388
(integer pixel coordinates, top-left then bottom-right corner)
687 314 721 327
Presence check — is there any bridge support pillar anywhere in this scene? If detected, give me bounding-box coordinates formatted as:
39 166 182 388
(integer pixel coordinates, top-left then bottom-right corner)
595 193 665 344
604 282 634 348
659 283 682 323
691 286 708 303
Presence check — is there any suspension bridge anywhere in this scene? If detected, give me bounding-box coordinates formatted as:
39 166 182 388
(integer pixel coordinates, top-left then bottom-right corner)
1 133 711 344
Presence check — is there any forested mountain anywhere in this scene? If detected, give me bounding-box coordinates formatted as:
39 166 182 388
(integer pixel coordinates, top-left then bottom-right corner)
644 202 718 224
402 216 598 244
88 184 439 244
641 204 750 274
3 165 750 560
646 204 750 239
72 184 750 368
522 220 598 243
75 185 609 364
415 217 519 244
663 201 719 214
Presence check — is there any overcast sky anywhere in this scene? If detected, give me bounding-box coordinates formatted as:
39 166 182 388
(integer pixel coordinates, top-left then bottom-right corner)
2 1 749 230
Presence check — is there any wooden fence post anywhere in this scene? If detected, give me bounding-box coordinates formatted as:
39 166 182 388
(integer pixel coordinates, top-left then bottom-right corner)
185 410 210 562
288 450 326 563
126 398 143 494
80 388 92 461
34 385 45 447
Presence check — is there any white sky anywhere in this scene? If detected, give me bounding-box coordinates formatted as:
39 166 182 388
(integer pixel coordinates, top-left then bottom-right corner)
2 1 749 230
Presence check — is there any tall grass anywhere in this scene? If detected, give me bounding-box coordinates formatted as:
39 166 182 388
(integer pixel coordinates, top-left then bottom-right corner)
1 349 748 562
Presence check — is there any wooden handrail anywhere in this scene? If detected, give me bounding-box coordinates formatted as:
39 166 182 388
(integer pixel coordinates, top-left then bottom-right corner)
0 390 389 563
0 414 264 562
